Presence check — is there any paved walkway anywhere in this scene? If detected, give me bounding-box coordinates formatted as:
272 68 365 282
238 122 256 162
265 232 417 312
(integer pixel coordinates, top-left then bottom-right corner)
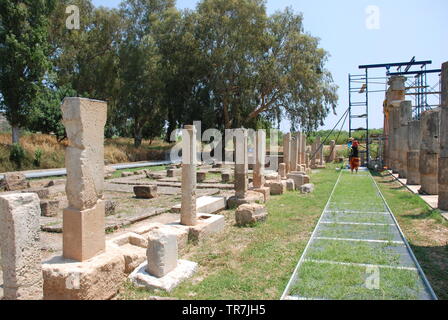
282 169 437 300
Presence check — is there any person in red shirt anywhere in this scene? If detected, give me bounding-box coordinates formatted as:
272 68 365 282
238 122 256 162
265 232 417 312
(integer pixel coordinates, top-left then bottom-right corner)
349 138 360 173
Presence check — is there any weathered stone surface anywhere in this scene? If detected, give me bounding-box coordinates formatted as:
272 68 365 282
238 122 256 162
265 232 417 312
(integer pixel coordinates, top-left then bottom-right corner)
299 183 315 194
221 172 233 183
407 151 421 185
146 229 178 278
285 179 295 191
40 200 60 217
227 191 264 208
167 169 182 178
0 173 29 191
279 163 287 179
181 125 197 226
63 200 106 262
253 130 266 188
196 171 207 183
172 196 226 215
234 129 249 199
62 98 107 211
419 153 439 195
43 247 126 300
265 172 280 181
235 203 268 226
283 133 291 174
265 181 286 195
438 157 448 210
0 193 42 300
129 260 197 292
121 172 133 177
25 188 50 199
134 185 158 199
188 214 225 242
134 223 189 252
253 187 270 202
287 173 310 189
290 134 299 172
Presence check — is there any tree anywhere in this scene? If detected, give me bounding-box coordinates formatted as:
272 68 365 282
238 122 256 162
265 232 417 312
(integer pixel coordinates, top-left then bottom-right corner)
0 0 56 144
117 0 173 147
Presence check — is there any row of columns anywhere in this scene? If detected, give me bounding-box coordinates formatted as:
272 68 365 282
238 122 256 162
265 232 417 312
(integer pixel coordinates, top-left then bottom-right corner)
384 61 447 210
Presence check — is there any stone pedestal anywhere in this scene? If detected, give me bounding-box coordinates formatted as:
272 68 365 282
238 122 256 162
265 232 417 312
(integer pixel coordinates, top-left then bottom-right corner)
146 230 178 278
0 193 43 300
181 125 198 226
235 203 268 226
279 163 287 179
61 98 107 262
63 200 106 262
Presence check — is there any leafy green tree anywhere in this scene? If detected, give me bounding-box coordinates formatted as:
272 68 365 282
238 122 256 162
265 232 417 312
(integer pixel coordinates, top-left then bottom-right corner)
0 0 56 144
118 0 173 147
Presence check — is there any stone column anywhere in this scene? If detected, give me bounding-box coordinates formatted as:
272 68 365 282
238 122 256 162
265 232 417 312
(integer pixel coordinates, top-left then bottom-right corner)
300 134 307 167
419 109 440 195
438 61 448 210
283 133 291 174
310 141 317 168
328 140 336 162
181 125 198 226
407 120 421 185
398 101 412 179
290 133 299 172
385 76 407 171
234 129 249 199
62 98 107 262
253 130 266 189
0 193 43 300
316 137 324 166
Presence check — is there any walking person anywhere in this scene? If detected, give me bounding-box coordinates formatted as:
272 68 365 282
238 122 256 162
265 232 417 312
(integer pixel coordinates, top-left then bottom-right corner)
348 137 360 173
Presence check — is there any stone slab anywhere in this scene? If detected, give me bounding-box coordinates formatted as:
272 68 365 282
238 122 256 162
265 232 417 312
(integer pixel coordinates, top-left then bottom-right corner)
129 260 197 292
171 196 226 214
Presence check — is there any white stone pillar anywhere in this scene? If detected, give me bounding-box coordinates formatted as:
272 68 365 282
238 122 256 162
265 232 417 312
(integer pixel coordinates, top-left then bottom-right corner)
283 133 291 174
253 130 266 189
181 125 198 226
62 98 107 262
290 134 299 172
234 129 248 199
0 193 43 300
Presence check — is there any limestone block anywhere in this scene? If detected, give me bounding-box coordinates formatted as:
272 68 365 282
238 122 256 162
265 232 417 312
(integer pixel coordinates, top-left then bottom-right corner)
420 109 440 153
266 181 286 195
197 171 207 183
188 214 226 242
181 125 197 227
279 163 287 179
134 224 189 252
406 151 420 185
42 247 126 300
62 98 107 211
419 153 438 195
221 172 233 183
235 203 268 226
287 173 310 189
265 172 280 181
300 183 315 194
0 173 29 191
40 200 60 217
253 187 271 202
0 193 43 300
63 200 106 262
24 188 50 199
167 169 182 178
104 166 116 179
147 229 178 278
130 260 197 292
227 191 264 208
121 172 133 177
134 185 158 199
285 179 295 191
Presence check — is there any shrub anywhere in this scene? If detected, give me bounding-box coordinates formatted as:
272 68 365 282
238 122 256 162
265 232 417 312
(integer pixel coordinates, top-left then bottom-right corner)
9 143 26 169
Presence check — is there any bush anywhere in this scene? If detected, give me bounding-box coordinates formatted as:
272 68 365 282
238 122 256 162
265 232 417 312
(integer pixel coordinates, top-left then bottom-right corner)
9 143 26 169
33 148 43 167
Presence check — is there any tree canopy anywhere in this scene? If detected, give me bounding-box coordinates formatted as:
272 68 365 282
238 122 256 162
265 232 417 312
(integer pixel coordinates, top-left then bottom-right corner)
0 0 338 146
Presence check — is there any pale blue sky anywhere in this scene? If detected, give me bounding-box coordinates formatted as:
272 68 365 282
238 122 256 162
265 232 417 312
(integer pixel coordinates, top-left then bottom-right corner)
92 0 448 132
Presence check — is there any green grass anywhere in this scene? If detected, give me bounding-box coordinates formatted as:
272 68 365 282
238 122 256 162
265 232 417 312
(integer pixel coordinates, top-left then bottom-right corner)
290 261 427 300
372 171 448 300
117 166 340 300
